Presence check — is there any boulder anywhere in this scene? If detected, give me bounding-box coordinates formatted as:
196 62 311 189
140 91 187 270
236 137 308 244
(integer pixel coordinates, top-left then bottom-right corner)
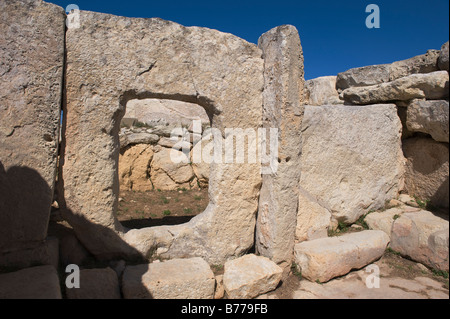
0 265 61 299
300 104 405 224
223 254 283 299
389 50 440 81
295 188 331 242
150 147 194 190
122 257 215 299
119 144 154 192
402 137 449 208
341 71 449 105
365 207 405 236
438 41 449 71
61 11 263 263
66 268 121 299
0 0 65 253
336 64 390 91
304 76 342 105
391 210 449 271
294 230 390 283
406 99 449 143
255 25 305 276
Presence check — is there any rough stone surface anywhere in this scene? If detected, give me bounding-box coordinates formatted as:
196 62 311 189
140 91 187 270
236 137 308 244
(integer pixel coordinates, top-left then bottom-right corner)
342 71 449 105
304 76 342 105
300 104 405 224
295 188 331 242
438 41 449 71
121 132 160 149
125 98 210 127
391 210 449 271
294 230 390 283
190 135 211 188
406 99 449 143
61 11 263 262
255 25 304 276
0 265 61 299
402 137 449 208
336 64 390 91
0 0 65 253
122 257 215 299
66 268 121 299
365 207 404 236
150 147 194 190
389 50 440 81
119 144 154 192
223 254 283 299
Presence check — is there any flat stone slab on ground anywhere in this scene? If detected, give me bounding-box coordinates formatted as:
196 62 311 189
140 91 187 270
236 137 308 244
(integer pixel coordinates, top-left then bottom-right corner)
65 267 121 299
294 230 390 283
0 265 61 299
223 254 283 299
122 257 215 299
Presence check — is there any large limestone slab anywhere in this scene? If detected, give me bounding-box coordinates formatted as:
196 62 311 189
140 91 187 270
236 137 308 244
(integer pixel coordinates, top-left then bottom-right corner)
300 104 405 224
402 137 449 208
255 25 305 275
406 99 449 143
223 254 283 299
336 64 390 91
66 268 121 299
61 11 263 263
119 144 154 192
0 0 65 253
389 50 440 81
0 265 61 299
294 230 390 283
438 41 449 71
391 210 449 271
342 71 449 105
365 207 405 236
304 76 342 105
122 257 215 299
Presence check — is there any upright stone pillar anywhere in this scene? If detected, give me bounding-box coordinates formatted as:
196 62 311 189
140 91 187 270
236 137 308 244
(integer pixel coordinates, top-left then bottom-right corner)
256 25 305 276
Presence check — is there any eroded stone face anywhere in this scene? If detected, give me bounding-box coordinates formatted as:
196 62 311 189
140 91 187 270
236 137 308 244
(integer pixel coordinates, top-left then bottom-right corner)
61 11 263 263
0 0 65 253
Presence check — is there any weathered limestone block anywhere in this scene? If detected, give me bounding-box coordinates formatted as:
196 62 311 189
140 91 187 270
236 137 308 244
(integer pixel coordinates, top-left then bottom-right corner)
391 210 449 271
119 144 154 192
300 104 405 224
0 265 61 299
342 71 449 105
255 25 304 276
125 98 210 127
62 11 263 263
121 132 159 149
122 257 215 299
402 137 449 208
406 99 449 143
150 147 194 190
365 207 405 236
223 254 283 299
295 188 331 243
389 50 440 81
336 64 390 91
304 76 342 105
438 41 449 71
0 0 65 253
66 268 121 299
190 135 211 188
294 230 390 283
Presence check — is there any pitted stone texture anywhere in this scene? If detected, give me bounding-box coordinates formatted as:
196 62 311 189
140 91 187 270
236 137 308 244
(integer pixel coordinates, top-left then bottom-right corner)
66 268 121 299
294 230 390 283
304 76 342 105
300 104 405 224
341 71 449 105
406 99 449 143
402 137 449 208
62 11 263 263
0 0 65 253
223 254 283 299
391 210 449 271
438 41 449 71
122 257 215 299
255 25 305 275
389 50 440 81
336 64 390 91
119 144 154 192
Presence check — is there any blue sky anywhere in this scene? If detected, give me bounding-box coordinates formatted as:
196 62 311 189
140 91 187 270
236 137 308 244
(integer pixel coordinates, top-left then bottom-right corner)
48 0 449 80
